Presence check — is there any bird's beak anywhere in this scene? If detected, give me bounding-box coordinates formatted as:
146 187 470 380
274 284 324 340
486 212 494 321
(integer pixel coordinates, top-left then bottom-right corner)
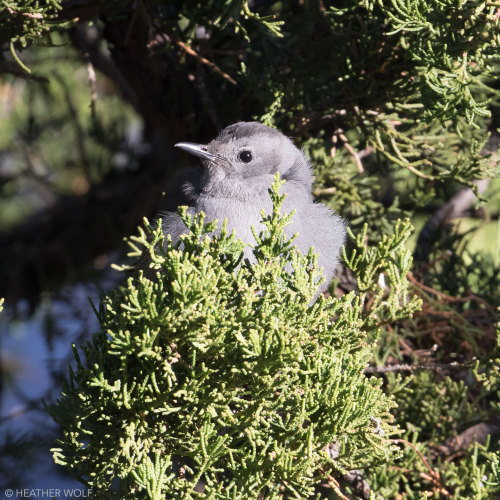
175 142 220 162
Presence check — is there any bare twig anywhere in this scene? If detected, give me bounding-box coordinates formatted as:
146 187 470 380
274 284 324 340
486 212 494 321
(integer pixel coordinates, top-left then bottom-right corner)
357 146 374 160
294 110 349 134
313 186 337 197
4 6 43 19
407 272 497 314
326 475 351 500
363 361 471 374
85 57 98 121
22 11 43 19
71 24 139 112
338 132 364 173
388 439 451 497
330 133 337 157
166 30 237 85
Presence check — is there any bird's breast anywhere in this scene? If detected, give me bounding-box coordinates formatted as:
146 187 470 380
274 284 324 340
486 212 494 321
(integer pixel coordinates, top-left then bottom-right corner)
197 196 271 245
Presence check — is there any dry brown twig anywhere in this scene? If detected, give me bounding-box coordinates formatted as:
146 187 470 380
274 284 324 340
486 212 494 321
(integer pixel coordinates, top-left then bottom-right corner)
330 133 338 157
5 6 44 18
163 28 237 85
85 57 97 120
407 272 497 315
326 475 351 500
176 39 237 85
388 439 451 497
363 361 471 374
337 131 365 173
313 186 338 196
314 137 373 197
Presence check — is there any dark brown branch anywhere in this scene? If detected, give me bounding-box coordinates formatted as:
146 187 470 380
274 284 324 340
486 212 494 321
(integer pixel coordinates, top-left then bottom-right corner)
363 361 472 374
415 131 499 258
337 131 365 173
388 439 451 497
70 24 140 113
172 36 237 86
407 272 497 314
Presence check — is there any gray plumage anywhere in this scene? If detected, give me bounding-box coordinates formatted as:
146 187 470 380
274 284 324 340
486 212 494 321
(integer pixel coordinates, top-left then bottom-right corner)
142 122 346 290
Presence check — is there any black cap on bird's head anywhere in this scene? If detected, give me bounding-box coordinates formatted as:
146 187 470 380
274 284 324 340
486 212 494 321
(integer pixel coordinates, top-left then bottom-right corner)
175 122 312 189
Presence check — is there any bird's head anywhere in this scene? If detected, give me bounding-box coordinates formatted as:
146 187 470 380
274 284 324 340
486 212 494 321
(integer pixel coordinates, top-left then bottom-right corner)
175 122 312 190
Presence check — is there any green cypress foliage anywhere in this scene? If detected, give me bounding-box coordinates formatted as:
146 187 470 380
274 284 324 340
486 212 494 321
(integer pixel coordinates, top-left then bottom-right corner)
46 177 420 498
1 1 63 73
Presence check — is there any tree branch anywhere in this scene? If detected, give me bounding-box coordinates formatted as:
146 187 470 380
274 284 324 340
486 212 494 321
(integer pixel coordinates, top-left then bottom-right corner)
363 361 471 374
415 131 499 258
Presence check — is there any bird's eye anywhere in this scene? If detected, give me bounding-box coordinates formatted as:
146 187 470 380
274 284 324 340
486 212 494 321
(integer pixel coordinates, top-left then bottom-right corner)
238 150 253 163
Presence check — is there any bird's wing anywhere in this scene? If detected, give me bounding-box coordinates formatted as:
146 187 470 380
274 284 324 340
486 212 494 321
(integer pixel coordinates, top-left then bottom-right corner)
292 201 346 287
137 167 202 278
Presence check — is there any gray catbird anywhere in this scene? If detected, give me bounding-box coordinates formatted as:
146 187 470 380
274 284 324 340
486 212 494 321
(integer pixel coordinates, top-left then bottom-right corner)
142 122 346 290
